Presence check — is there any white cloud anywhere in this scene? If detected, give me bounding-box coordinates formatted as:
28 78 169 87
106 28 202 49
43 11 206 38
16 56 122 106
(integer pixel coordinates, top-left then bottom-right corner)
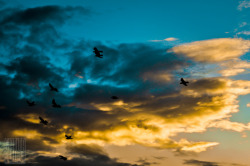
238 0 250 10
239 22 247 27
164 37 178 41
237 31 250 35
149 37 178 42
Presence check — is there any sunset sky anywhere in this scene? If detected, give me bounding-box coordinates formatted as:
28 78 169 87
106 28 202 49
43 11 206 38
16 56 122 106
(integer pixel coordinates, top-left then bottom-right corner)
0 0 250 166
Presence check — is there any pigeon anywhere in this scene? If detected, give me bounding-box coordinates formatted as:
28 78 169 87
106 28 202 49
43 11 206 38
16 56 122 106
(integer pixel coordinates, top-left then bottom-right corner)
59 155 67 161
39 116 48 125
180 78 189 86
52 99 61 108
49 83 58 92
26 100 35 106
111 96 119 99
65 135 73 139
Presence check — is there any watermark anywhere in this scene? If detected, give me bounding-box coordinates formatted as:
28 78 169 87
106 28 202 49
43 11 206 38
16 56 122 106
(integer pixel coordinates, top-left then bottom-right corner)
3 137 26 164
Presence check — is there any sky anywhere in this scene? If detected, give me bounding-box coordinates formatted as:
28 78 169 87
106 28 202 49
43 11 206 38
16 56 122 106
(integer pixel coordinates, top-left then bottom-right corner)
0 0 250 166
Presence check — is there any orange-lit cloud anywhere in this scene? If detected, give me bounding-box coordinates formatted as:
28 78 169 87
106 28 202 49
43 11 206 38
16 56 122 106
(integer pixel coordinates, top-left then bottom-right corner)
219 59 250 76
171 38 250 62
17 113 42 124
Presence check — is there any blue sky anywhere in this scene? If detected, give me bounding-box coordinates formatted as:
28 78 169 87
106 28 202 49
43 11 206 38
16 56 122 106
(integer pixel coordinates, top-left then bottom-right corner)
5 0 241 43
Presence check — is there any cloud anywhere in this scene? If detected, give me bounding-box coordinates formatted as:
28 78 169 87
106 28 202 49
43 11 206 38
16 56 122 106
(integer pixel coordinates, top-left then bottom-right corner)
183 159 247 166
66 144 107 156
149 37 178 42
183 159 219 166
209 120 250 132
136 158 158 166
142 71 172 83
238 0 250 10
219 59 250 76
237 31 250 36
164 37 178 41
0 155 143 166
171 38 250 62
0 5 90 25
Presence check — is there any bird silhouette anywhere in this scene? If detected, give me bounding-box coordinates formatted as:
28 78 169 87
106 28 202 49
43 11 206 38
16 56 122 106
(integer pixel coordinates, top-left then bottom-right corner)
26 100 35 106
39 116 48 125
111 96 119 99
52 99 61 108
180 78 189 86
59 155 67 161
49 83 58 92
93 47 103 58
65 135 73 139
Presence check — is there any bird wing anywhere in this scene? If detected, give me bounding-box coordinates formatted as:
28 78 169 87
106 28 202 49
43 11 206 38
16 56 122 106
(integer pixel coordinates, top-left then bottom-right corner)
39 117 44 121
49 83 54 89
52 99 56 105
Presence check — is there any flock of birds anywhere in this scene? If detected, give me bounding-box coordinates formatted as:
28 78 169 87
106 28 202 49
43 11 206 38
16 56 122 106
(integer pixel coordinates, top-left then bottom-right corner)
25 47 189 161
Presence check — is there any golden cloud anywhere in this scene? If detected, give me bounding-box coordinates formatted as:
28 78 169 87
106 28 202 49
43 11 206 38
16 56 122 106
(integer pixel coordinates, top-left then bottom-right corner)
56 78 249 153
171 38 250 62
12 78 250 154
209 120 250 132
16 113 42 124
219 59 250 76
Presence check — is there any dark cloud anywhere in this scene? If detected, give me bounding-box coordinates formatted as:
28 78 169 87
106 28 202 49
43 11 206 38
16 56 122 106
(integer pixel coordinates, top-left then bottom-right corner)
183 160 247 166
0 5 90 25
6 54 61 83
66 144 107 156
136 158 158 166
183 159 219 166
0 155 142 166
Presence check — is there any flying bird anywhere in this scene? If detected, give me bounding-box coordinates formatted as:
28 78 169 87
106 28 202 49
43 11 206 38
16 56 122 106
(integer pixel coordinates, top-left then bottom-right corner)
59 155 67 161
180 78 189 86
93 47 103 58
111 96 119 99
49 83 58 92
26 100 35 106
39 116 48 125
52 99 61 108
65 135 73 139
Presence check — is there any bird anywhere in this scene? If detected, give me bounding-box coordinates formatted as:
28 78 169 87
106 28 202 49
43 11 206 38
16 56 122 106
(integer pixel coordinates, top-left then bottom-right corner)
65 135 73 139
49 83 58 92
39 116 48 125
59 155 67 161
26 100 35 106
93 47 103 58
111 96 119 99
52 99 61 108
180 78 189 86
